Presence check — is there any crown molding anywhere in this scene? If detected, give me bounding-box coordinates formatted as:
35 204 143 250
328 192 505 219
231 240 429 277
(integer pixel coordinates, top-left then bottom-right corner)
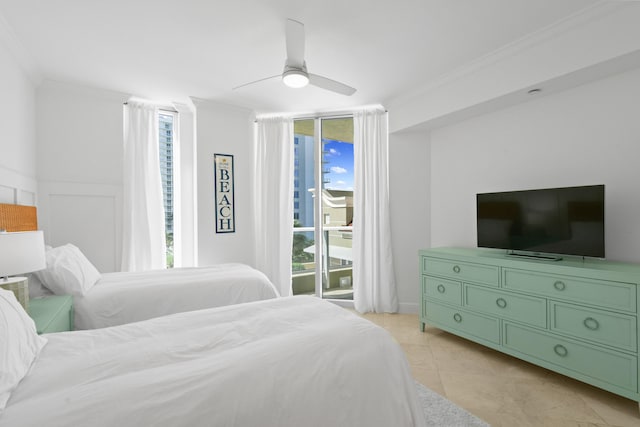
0 11 42 85
191 96 256 115
40 79 130 103
387 1 627 107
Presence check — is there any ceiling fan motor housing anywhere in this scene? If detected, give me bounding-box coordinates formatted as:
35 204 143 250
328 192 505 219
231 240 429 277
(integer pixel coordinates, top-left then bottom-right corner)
282 62 309 88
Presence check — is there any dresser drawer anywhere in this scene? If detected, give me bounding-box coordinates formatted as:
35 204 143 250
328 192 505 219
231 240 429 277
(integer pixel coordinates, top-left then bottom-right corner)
504 322 638 393
551 302 637 352
424 300 500 345
503 269 636 313
422 257 499 287
465 285 547 328
423 276 462 306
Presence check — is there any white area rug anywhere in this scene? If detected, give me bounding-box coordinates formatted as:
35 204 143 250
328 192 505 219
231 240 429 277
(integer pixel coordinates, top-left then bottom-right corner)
416 381 489 427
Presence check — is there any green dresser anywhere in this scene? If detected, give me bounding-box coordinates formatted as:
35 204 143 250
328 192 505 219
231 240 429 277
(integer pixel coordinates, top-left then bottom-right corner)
420 247 640 404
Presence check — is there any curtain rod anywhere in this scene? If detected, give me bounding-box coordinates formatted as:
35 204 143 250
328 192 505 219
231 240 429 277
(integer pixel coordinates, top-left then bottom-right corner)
254 109 387 123
123 102 178 114
253 110 388 123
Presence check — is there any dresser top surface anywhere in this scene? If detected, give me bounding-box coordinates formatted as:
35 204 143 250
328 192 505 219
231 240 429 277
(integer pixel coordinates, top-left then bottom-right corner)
420 247 640 278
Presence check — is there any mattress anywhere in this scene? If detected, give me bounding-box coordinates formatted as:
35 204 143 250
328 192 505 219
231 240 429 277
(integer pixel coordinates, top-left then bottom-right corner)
74 263 279 329
2 296 425 427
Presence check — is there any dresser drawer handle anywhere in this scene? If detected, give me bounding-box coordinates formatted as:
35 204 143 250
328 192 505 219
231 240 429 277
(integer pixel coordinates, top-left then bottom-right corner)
437 284 446 293
553 281 566 291
452 265 461 274
553 344 568 357
495 298 507 309
453 313 462 323
583 317 600 331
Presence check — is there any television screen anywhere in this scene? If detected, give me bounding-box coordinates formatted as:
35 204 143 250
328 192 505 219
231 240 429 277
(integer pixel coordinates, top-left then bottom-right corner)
476 185 605 258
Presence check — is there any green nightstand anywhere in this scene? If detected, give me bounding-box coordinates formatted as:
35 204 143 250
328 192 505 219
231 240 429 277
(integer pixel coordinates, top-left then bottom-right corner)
28 295 74 334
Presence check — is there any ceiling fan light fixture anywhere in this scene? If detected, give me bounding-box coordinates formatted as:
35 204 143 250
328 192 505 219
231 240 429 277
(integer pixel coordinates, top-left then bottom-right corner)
282 69 309 88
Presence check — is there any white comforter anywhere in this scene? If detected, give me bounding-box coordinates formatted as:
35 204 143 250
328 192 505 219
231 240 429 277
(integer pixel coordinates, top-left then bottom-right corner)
74 263 279 330
2 297 426 427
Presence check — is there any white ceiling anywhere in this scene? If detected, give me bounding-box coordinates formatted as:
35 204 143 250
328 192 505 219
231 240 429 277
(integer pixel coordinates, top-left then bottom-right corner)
0 0 601 114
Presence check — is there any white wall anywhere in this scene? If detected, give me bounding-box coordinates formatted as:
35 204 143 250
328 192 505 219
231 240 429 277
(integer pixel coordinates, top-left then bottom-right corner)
36 82 247 272
36 81 127 272
193 99 256 267
429 67 640 263
389 130 430 312
0 35 37 205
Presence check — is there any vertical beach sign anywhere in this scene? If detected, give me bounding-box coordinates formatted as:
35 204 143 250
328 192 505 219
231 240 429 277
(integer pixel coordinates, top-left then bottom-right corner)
214 153 235 233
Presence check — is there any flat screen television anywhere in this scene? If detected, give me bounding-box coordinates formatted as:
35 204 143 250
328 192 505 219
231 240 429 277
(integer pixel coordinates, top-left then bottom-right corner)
476 185 605 259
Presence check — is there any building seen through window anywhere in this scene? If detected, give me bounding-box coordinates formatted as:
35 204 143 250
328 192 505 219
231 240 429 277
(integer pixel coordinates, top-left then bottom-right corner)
159 113 174 268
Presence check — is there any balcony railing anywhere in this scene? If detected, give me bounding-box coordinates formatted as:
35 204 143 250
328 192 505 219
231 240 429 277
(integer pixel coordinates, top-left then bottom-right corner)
292 226 353 300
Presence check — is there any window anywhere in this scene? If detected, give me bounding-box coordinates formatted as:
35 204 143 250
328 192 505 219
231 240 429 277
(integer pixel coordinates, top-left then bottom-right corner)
159 113 175 268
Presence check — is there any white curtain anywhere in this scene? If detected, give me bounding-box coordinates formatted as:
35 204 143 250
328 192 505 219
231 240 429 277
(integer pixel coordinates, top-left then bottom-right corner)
121 100 167 272
253 117 294 296
353 108 399 313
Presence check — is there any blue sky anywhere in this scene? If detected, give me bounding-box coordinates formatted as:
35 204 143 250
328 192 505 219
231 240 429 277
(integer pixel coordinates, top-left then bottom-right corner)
323 139 353 191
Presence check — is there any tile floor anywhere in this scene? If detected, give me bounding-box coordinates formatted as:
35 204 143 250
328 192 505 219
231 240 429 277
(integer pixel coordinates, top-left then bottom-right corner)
358 312 640 427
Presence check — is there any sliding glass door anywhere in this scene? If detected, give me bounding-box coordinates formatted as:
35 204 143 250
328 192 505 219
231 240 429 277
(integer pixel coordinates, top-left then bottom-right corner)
291 117 354 300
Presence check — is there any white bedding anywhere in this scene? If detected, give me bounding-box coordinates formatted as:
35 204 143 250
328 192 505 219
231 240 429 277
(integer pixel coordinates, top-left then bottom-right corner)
74 263 279 330
1 296 426 427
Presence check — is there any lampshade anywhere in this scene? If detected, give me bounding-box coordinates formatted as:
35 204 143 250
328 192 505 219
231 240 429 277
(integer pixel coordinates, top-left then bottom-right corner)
0 231 46 278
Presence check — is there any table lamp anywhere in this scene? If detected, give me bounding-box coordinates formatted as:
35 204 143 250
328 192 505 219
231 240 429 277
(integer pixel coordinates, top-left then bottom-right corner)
0 230 46 310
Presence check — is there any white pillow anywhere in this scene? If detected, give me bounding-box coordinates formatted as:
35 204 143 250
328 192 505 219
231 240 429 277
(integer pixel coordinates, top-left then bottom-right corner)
34 244 101 296
26 273 54 299
0 288 47 411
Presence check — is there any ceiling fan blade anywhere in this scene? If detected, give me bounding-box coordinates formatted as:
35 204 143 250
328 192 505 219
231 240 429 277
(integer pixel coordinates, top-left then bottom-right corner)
232 75 281 91
308 73 357 96
286 19 305 68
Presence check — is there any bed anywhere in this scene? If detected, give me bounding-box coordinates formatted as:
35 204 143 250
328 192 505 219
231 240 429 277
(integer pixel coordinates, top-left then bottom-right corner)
71 263 279 329
31 245 280 330
0 291 426 427
0 203 279 330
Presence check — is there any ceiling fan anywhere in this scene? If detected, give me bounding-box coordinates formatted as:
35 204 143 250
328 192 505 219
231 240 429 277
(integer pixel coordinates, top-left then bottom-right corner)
233 19 356 96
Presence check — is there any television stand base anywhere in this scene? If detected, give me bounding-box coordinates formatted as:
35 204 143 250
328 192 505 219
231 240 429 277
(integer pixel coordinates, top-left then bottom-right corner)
506 251 563 261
